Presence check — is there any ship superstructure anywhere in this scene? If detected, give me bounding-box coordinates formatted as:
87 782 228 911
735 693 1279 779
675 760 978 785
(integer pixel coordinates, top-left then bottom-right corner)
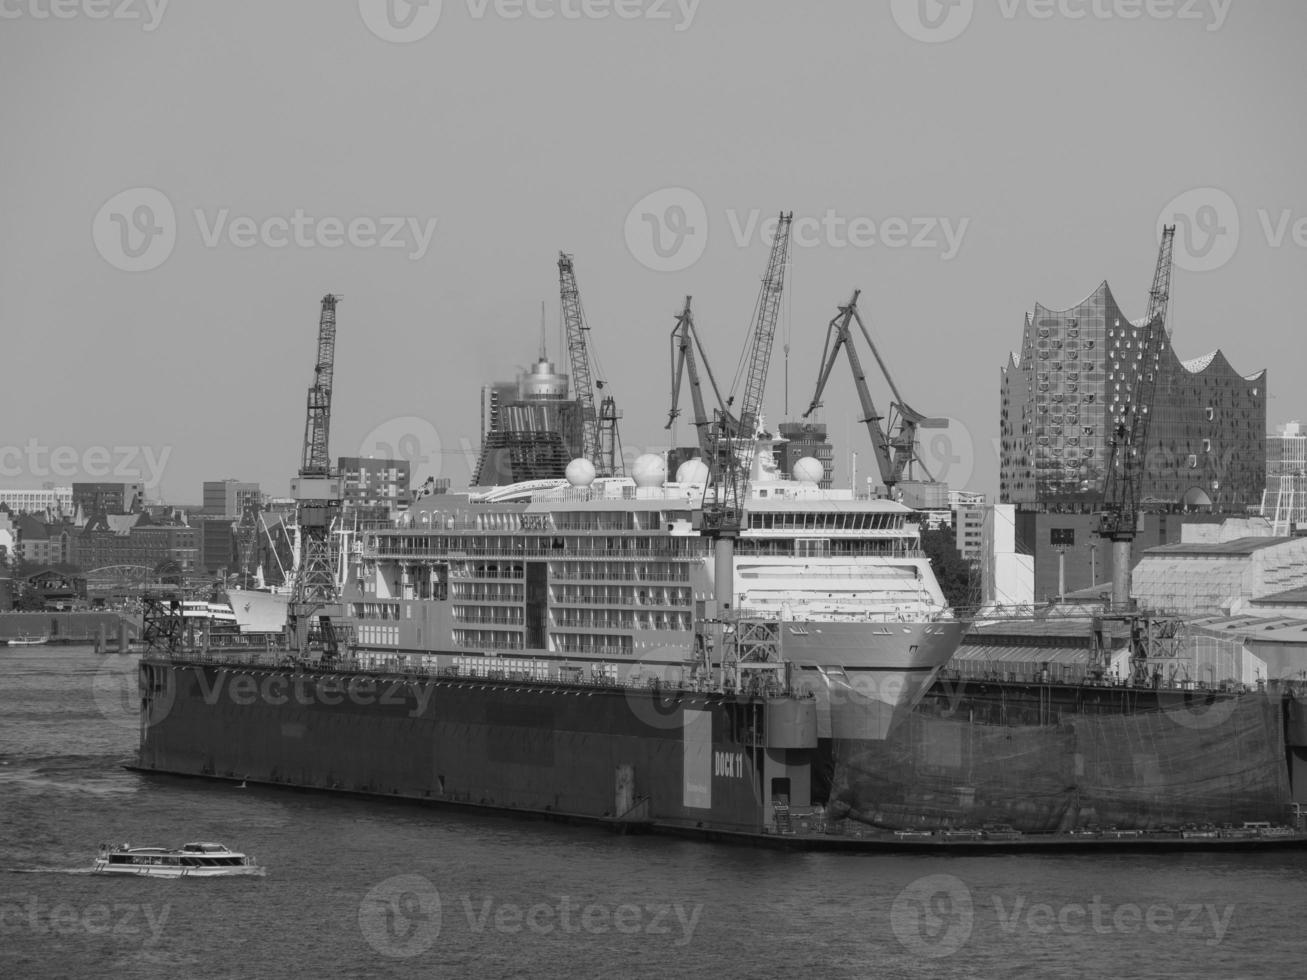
344 448 964 740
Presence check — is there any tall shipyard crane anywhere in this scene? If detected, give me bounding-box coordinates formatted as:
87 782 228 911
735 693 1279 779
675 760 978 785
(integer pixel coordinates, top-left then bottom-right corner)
803 289 947 495
665 296 730 459
1098 225 1176 610
558 252 624 477
286 294 348 658
700 212 792 535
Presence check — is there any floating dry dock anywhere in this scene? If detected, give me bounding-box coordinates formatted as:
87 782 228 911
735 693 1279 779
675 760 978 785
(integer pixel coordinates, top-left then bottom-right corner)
133 652 1307 848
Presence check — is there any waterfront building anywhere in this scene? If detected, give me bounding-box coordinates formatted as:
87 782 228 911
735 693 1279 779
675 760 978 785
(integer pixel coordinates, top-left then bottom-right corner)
202 479 261 519
473 353 582 485
337 457 411 515
1262 420 1307 535
998 280 1266 596
71 482 143 517
0 485 73 515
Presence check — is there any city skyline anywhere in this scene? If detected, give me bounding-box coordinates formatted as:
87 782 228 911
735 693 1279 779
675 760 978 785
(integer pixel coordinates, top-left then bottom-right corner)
3 2 1305 502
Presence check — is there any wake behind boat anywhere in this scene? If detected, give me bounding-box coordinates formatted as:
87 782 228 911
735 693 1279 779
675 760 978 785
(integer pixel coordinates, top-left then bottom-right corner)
92 841 264 877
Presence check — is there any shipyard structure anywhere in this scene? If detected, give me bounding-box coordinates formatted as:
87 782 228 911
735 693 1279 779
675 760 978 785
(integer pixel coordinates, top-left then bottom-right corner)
998 281 1267 598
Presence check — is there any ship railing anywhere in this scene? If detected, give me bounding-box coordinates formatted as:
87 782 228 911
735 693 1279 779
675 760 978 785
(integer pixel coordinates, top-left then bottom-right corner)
364 545 705 560
151 649 817 701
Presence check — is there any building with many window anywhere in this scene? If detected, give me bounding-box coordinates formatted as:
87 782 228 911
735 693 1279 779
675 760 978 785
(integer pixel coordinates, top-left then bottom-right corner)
0 485 73 516
72 482 143 517
202 480 261 519
1262 420 1306 535
1000 281 1265 511
998 279 1266 599
338 457 411 515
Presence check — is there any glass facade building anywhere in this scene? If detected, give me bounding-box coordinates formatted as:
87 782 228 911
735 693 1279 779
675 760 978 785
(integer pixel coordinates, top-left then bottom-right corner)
1001 282 1265 513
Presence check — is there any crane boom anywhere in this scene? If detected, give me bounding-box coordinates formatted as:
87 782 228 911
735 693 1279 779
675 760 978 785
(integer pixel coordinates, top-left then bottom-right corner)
288 294 347 657
300 294 338 478
1098 225 1176 608
733 213 793 440
558 252 624 475
804 290 944 492
666 296 729 459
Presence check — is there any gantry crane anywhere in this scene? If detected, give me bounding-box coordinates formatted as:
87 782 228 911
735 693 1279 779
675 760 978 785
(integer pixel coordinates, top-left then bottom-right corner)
558 252 624 477
803 290 947 495
286 294 348 658
665 296 730 460
1098 225 1176 610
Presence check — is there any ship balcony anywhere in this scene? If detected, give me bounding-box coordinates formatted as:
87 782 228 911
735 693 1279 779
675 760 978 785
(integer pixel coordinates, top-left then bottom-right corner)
365 544 703 561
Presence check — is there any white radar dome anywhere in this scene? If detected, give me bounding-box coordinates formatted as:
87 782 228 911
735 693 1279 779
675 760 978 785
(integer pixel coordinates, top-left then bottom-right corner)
675 458 709 484
792 456 824 483
565 458 596 486
631 453 667 488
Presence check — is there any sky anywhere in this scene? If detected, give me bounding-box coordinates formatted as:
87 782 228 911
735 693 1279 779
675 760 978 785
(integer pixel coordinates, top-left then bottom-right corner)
2 0 1304 504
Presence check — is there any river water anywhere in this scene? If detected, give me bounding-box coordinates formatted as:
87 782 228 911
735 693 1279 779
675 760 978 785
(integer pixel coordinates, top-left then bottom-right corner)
1 648 1303 979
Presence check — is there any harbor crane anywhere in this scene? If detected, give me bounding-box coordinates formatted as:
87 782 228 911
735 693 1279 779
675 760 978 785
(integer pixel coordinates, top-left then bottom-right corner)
665 296 731 460
1097 225 1176 611
699 211 792 541
286 294 348 658
803 290 948 496
558 252 624 477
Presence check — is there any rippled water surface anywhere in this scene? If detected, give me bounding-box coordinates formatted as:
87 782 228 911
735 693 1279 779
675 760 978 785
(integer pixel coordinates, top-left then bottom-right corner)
1 648 1303 979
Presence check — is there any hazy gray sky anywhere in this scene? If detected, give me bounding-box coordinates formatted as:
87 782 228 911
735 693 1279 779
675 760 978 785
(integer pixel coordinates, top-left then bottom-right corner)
2 0 1303 502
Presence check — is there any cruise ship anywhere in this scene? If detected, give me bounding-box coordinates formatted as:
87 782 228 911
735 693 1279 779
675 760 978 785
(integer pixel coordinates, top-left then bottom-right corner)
342 444 964 740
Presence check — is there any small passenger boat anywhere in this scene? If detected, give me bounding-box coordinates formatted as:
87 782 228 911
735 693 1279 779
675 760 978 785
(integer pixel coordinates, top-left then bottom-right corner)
5 635 49 647
92 841 264 877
